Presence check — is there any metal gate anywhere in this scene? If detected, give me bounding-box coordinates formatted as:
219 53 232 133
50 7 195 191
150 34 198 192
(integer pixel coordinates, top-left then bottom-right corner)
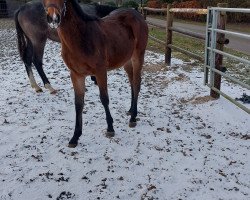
0 0 8 17
0 0 29 18
204 7 250 114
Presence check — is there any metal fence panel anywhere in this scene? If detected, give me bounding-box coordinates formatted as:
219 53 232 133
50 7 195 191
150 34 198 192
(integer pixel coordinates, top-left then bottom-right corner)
204 7 250 114
0 0 29 18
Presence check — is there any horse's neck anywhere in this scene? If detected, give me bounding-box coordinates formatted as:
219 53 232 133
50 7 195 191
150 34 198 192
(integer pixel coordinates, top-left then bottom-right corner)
58 3 86 46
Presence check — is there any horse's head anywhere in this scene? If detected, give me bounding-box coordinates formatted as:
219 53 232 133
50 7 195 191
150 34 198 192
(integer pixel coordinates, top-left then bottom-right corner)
43 0 66 28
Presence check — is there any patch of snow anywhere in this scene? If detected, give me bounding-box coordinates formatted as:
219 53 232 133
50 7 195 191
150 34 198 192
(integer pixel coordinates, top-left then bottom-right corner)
0 29 249 200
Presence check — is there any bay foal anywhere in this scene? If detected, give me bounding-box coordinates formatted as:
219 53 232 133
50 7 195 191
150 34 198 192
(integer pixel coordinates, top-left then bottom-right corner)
43 0 148 147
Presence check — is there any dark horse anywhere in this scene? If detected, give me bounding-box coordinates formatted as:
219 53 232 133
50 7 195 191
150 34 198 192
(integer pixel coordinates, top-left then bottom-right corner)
15 1 117 93
43 0 148 147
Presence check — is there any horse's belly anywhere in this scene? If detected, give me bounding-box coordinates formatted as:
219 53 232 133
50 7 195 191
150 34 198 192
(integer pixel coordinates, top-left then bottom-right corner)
107 43 134 68
62 52 95 75
108 54 132 70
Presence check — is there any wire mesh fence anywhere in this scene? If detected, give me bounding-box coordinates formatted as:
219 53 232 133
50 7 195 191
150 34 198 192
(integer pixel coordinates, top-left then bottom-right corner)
0 0 30 18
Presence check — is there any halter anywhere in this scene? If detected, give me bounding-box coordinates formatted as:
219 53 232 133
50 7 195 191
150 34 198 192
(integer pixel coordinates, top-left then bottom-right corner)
62 0 67 17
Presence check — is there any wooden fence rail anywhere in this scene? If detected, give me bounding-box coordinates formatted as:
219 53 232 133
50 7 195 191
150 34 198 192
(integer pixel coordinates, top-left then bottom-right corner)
164 4 209 65
143 4 228 99
143 6 209 65
144 4 250 114
143 7 167 18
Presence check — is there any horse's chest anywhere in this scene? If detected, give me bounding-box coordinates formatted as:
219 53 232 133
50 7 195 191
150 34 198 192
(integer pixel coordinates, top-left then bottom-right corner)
61 48 95 75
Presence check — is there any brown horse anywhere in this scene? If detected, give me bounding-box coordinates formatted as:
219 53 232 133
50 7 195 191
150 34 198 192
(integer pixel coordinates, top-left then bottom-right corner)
43 0 148 147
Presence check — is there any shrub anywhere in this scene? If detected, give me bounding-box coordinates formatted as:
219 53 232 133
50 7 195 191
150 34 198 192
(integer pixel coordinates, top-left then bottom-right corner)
78 0 92 3
122 1 139 9
105 1 117 7
147 0 162 8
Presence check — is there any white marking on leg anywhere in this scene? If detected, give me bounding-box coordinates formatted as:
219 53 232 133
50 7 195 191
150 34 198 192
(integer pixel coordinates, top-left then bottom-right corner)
45 83 57 94
29 71 42 92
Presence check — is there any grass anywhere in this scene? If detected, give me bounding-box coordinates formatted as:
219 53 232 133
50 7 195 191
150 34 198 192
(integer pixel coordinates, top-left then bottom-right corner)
147 26 204 62
147 25 250 85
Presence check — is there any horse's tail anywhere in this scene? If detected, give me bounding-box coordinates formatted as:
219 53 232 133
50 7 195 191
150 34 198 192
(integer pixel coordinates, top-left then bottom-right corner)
14 9 32 63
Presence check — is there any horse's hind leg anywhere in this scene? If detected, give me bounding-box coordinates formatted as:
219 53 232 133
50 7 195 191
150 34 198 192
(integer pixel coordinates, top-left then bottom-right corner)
95 72 115 137
124 60 134 115
23 40 43 92
25 64 43 93
90 76 97 85
125 54 144 128
33 43 57 94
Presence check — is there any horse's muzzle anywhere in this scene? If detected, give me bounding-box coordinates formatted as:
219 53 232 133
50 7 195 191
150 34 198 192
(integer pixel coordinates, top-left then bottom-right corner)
45 4 62 29
47 13 61 29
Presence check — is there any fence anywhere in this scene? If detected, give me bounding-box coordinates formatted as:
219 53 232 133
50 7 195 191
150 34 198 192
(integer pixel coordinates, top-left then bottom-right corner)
205 7 250 114
0 0 8 17
0 0 28 18
143 5 250 114
143 7 168 46
143 5 209 65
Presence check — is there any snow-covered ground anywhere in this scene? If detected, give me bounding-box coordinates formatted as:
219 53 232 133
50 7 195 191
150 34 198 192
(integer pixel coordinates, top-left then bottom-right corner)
0 26 249 200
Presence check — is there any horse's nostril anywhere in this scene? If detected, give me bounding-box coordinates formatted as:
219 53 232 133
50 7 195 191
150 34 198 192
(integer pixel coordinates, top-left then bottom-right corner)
47 15 53 23
55 14 61 24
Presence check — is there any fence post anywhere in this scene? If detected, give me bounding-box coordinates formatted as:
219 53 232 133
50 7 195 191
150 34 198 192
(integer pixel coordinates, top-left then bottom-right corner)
143 8 147 20
165 4 173 65
210 3 228 98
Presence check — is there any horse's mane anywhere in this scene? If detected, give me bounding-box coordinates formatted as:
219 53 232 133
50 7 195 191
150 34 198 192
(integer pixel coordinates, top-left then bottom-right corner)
95 4 118 18
70 0 99 21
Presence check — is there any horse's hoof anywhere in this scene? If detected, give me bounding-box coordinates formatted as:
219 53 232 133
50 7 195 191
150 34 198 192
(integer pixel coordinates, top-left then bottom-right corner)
68 143 77 148
129 121 137 128
50 89 57 95
35 88 43 93
106 131 115 138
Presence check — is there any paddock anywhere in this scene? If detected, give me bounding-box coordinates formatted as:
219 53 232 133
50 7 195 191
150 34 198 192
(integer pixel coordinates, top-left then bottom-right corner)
0 18 249 200
143 5 250 114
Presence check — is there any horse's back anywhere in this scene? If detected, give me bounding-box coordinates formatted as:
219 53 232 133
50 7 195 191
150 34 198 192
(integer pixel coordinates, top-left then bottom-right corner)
99 9 148 68
104 9 148 37
105 8 146 26
103 8 148 50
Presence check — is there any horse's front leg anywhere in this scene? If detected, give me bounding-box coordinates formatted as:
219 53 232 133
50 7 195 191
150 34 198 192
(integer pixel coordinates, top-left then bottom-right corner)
68 71 85 148
95 72 115 137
